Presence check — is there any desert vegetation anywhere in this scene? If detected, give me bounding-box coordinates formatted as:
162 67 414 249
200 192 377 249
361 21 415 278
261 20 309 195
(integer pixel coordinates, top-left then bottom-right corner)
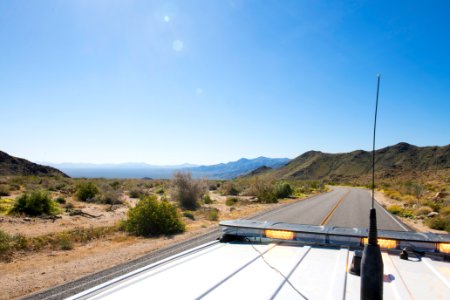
123 195 185 236
0 174 323 264
338 169 450 233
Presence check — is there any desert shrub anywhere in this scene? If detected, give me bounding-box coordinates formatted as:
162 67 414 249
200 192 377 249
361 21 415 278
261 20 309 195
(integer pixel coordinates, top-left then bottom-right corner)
10 190 58 216
220 182 240 196
123 196 185 236
13 234 28 250
247 178 277 203
50 182 66 192
110 181 121 190
55 197 66 204
0 185 10 196
128 189 144 199
439 206 450 216
426 217 450 233
208 183 218 191
58 234 74 250
0 198 14 214
423 200 443 212
172 172 206 210
387 205 402 215
274 182 293 199
0 230 13 260
384 190 402 201
183 210 195 220
207 208 219 221
64 202 74 210
414 206 433 216
225 197 239 206
400 209 414 218
96 185 122 205
203 194 213 204
155 187 165 195
75 182 99 201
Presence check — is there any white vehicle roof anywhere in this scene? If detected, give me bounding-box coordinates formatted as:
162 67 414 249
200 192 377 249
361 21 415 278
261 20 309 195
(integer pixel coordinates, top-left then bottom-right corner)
68 221 450 300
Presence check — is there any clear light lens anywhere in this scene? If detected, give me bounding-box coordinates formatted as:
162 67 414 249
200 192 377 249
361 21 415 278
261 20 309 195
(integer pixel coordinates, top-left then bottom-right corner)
265 230 295 240
438 243 450 254
362 238 397 249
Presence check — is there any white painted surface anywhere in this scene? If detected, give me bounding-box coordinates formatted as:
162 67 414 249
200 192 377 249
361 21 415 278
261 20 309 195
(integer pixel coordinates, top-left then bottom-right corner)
70 242 450 300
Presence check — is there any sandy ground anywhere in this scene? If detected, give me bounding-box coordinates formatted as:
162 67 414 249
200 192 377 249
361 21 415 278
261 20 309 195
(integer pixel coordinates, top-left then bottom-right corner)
0 193 303 300
375 190 447 234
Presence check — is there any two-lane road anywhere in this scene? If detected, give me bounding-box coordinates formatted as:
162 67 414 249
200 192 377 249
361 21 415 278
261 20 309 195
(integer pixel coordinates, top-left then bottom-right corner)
254 186 409 231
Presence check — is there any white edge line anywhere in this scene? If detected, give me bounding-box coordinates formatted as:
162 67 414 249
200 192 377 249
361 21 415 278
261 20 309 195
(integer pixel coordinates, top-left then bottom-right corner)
374 199 409 231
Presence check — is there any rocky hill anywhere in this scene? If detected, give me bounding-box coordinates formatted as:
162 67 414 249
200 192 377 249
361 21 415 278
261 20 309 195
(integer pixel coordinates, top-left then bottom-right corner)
0 151 68 177
268 142 450 181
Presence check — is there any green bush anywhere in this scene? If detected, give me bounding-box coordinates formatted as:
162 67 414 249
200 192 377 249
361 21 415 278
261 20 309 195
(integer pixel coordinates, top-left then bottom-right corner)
440 206 450 216
387 205 402 215
75 182 99 201
155 187 165 195
58 234 74 250
183 210 195 220
0 198 14 214
426 217 450 233
414 206 433 216
203 194 213 204
225 197 239 206
0 230 12 260
123 196 185 236
10 190 58 216
0 185 10 196
220 182 239 196
55 197 66 204
274 182 293 199
247 178 277 203
129 189 144 199
110 181 121 190
207 208 219 221
400 209 414 218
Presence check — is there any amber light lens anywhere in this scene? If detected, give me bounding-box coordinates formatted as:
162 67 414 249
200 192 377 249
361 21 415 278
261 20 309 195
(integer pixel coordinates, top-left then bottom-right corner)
362 238 397 249
265 230 295 240
438 243 450 254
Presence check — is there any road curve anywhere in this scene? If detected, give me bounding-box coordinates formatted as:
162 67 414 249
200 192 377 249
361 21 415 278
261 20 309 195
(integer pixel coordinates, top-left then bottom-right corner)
25 187 408 300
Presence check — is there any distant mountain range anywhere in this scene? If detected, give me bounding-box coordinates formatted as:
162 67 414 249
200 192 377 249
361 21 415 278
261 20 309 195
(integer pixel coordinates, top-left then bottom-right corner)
1 142 449 180
268 142 450 181
44 157 290 179
0 151 68 177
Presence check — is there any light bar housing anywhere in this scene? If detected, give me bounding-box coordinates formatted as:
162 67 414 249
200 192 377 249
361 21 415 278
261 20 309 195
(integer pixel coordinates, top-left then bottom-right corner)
220 220 450 256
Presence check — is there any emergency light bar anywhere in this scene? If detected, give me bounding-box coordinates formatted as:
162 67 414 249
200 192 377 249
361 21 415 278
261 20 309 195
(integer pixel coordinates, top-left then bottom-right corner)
220 220 450 256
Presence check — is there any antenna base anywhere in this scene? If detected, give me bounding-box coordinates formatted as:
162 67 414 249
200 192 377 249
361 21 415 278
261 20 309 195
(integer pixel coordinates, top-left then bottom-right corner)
361 243 384 299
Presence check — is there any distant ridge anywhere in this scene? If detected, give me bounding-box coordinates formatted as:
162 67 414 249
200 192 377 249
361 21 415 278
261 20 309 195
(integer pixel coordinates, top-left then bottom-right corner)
268 142 450 181
45 157 290 179
0 151 69 177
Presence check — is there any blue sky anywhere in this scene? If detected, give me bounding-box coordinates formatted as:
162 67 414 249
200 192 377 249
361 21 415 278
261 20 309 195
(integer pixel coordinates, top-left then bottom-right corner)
1 1 449 165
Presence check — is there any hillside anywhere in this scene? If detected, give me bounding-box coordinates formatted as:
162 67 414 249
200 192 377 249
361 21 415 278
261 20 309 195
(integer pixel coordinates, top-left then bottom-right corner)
268 142 450 181
0 151 68 177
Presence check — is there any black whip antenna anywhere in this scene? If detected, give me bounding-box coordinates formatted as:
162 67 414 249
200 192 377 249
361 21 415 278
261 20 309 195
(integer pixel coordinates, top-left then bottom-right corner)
361 74 384 300
371 74 380 209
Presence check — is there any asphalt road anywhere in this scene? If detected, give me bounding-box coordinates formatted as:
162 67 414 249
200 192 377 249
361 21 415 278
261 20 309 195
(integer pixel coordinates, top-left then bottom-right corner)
254 186 409 231
25 187 408 300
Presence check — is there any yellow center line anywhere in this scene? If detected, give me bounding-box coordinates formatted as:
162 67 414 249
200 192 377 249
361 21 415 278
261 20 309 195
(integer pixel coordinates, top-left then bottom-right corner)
320 189 351 225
